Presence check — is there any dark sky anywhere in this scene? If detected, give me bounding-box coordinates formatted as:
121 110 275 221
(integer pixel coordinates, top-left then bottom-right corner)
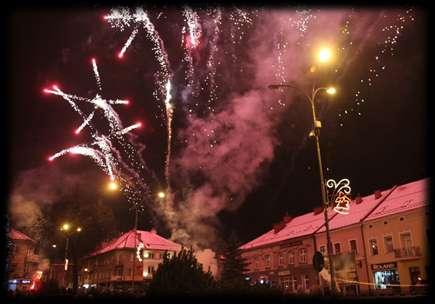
8 7 427 245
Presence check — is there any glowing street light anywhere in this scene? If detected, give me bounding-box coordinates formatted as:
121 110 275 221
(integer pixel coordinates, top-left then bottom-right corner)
157 191 166 199
317 46 334 64
76 227 82 232
52 244 57 248
60 223 71 231
107 180 119 192
326 86 337 95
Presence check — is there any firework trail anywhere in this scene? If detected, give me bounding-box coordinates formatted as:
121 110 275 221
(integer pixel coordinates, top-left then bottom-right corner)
182 7 202 98
44 58 159 211
105 7 175 193
164 80 173 189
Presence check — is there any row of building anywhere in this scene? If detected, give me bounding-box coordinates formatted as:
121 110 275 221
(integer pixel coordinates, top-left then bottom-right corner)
239 178 429 296
8 178 429 295
7 228 183 292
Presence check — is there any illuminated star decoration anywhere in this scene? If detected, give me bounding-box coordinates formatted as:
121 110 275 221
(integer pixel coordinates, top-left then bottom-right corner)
326 178 352 215
44 58 141 183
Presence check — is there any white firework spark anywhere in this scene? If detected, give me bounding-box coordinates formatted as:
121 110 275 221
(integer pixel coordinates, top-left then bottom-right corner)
45 59 137 183
164 80 173 189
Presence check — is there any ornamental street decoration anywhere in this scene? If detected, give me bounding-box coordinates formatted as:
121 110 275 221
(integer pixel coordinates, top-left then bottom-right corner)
136 242 144 262
326 178 352 215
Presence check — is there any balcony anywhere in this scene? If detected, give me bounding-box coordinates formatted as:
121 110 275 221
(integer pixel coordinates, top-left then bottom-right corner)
394 246 422 259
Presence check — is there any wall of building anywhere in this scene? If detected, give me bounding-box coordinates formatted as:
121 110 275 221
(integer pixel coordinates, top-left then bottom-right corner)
363 207 428 295
315 225 370 295
242 236 319 294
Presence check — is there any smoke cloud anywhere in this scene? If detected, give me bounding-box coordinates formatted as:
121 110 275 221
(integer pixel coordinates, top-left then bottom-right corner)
166 9 353 250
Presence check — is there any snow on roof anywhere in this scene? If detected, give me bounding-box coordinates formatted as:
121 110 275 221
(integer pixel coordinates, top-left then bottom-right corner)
365 178 428 221
317 186 396 233
240 209 336 250
8 228 35 242
89 230 181 256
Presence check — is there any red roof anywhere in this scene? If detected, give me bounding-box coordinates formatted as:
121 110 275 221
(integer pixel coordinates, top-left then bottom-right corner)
8 228 35 242
365 178 428 221
240 209 337 250
89 230 181 256
317 185 396 232
240 178 429 251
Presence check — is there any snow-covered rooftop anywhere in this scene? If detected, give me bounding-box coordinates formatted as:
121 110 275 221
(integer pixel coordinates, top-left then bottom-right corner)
365 178 428 221
8 228 35 242
89 229 181 256
240 178 429 250
240 209 336 250
317 186 396 233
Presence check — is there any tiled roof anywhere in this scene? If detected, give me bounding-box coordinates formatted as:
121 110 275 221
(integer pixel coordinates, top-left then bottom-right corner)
89 230 181 256
365 178 428 221
240 209 336 250
316 186 396 232
240 178 429 251
8 228 35 242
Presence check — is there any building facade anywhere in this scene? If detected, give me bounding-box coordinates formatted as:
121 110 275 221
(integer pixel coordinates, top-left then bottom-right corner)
362 179 428 295
79 229 181 290
7 229 41 292
240 178 429 296
240 210 336 295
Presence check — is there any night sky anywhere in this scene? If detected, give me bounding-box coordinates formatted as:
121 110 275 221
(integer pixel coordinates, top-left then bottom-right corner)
8 7 427 248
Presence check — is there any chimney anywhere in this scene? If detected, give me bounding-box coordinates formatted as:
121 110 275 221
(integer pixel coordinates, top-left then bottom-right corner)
355 196 363 204
374 190 382 199
313 207 323 215
150 228 157 234
283 215 293 223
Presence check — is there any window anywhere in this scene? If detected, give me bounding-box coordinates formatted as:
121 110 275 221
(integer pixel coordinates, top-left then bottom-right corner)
369 239 378 256
303 275 310 290
299 248 307 264
281 278 289 290
349 240 357 254
265 255 271 267
400 232 412 249
320 246 326 255
255 258 260 270
288 251 295 265
290 275 297 292
384 235 394 253
279 254 284 266
334 243 341 254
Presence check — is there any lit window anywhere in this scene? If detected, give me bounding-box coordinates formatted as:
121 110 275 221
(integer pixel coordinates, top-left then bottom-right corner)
299 248 307 264
369 239 378 256
349 240 357 254
384 236 394 253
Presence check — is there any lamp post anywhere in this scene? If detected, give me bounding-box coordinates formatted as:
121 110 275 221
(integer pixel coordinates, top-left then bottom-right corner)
60 223 82 290
268 82 338 294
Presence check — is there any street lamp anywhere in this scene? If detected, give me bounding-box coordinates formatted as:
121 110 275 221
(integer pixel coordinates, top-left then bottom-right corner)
157 191 166 199
316 46 335 64
268 82 338 294
106 180 119 192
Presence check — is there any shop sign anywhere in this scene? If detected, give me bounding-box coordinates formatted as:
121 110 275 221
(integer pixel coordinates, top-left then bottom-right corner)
371 262 397 271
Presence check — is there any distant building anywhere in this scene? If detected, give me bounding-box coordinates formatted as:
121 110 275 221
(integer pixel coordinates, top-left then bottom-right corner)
7 229 41 292
79 229 181 290
240 178 429 296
